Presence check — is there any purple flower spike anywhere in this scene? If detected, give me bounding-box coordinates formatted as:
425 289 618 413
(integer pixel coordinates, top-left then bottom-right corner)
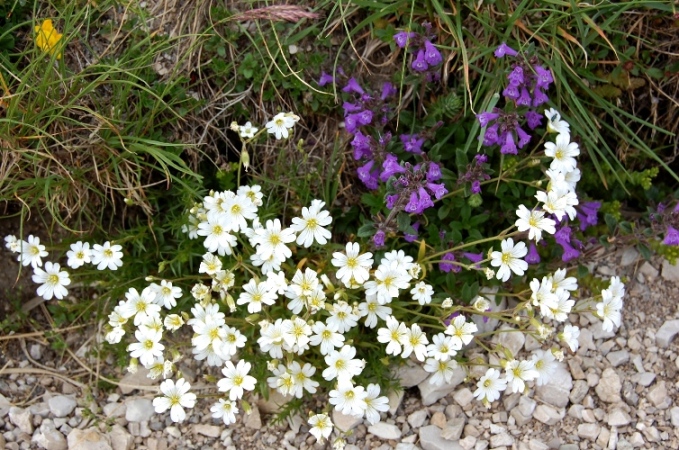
561 242 580 262
351 131 372 160
381 82 397 100
357 110 373 126
516 126 531 148
412 49 429 72
517 87 532 106
664 226 679 246
439 252 456 273
405 191 421 214
426 182 447 200
342 102 362 114
373 230 386 248
342 77 365 95
500 132 518 155
380 153 406 181
502 84 520 100
386 194 399 210
357 160 379 190
400 134 425 154
471 180 481 194
526 242 541 264
463 252 483 264
417 186 434 211
424 40 443 66
344 114 360 134
475 154 488 165
318 71 334 86
494 42 518 58
508 66 525 86
483 124 500 146
477 111 500 127
524 110 543 130
426 162 442 182
554 225 572 246
394 31 416 48
534 65 553 89
532 88 549 107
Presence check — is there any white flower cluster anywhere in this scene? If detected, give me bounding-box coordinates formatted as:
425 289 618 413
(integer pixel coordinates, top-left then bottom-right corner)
4 236 123 300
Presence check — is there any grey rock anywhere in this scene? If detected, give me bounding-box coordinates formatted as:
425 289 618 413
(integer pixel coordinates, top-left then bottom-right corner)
395 444 419 450
396 361 429 387
0 393 10 417
648 381 672 409
30 402 50 418
66 429 112 450
102 402 126 418
517 396 536 417
595 368 622 403
669 406 679 427
569 380 588 404
559 445 578 450
124 398 154 423
29 344 43 360
109 424 133 450
576 328 595 354
419 425 463 450
453 388 474 408
535 364 572 408
497 326 525 357
656 320 679 348
244 405 262 429
31 420 66 450
639 260 658 277
620 247 639 266
621 381 639 407
490 433 514 447
257 389 292 414
118 368 154 395
608 409 631 427
577 423 600 441
591 321 615 340
441 417 465 441
606 350 630 367
8 407 33 434
194 424 221 438
661 259 679 282
368 422 401 440
597 427 611 448
634 372 656 387
164 426 181 438
533 405 563 425
47 396 76 419
407 410 428 429
418 367 466 405
459 436 477 450
528 440 549 450
387 389 404 415
333 410 362 432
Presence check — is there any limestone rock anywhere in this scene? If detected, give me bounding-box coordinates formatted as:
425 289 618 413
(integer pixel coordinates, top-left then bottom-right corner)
124 398 155 423
407 409 428 429
577 423 601 441
395 360 429 387
419 425 463 450
118 368 154 395
194 424 221 438
648 381 672 409
109 424 133 450
368 422 401 440
661 259 679 283
333 409 362 432
418 367 465 405
656 320 679 348
535 363 572 408
595 368 622 403
47 396 76 418
67 429 112 450
533 405 563 425
31 420 67 450
244 405 262 429
9 406 33 434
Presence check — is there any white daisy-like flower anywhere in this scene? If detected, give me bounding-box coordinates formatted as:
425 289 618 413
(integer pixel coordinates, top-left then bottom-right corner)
544 108 570 135
32 261 70 300
152 378 196 423
222 194 258 233
289 361 319 398
608 276 625 300
308 413 333 442
197 217 238 256
596 289 623 332
381 249 416 274
444 315 478 350
357 293 392 328
105 327 125 344
560 324 580 352
504 359 539 393
543 288 574 322
265 112 297 139
411 281 434 305
199 252 222 275
514 205 556 242
164 314 184 331
530 277 558 309
531 349 559 386
122 287 161 326
221 325 247 357
253 218 295 262
217 359 256 401
211 399 238 425
326 301 359 333
310 321 344 356
66 241 92 269
473 368 507 406
127 328 164 367
424 357 459 386
535 188 579 222
329 381 367 417
237 185 264 207
290 199 333 248
237 279 276 314
362 383 389 425
490 238 528 282
239 121 258 139
5 235 20 253
549 268 578 292
19 235 48 268
426 333 457 362
546 167 580 193
401 323 429 362
322 345 364 381
154 280 182 310
364 262 410 304
376 315 407 356
91 241 124 270
331 242 373 287
257 319 287 359
544 132 579 173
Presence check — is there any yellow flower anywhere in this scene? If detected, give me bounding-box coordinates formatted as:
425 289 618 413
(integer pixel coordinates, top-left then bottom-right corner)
34 19 63 60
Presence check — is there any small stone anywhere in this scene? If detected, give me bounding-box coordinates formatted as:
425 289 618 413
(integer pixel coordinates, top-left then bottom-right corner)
66 428 112 450
165 426 181 438
124 399 154 423
607 409 631 426
395 444 417 450
535 364 572 408
441 417 465 441
606 350 630 367
257 389 292 414
582 409 596 422
118 368 154 395
430 411 447 429
459 436 477 450
497 326 525 357
595 368 622 403
31 420 67 450
396 361 429 387
333 409 362 432
528 439 549 450
639 260 657 277
194 424 221 437
597 427 611 448
567 359 585 379
453 388 474 408
29 344 43 360
629 432 645 447
591 321 615 340
387 390 404 415
648 381 672 409
569 380 588 404
418 367 466 405
103 402 126 418
516 396 536 417
244 405 262 429
368 422 401 440
656 320 679 348
669 406 679 427
533 405 562 425
577 423 600 441
490 433 514 447
559 445 579 450
407 409 428 429
445 404 462 420
661 259 679 283
419 425 463 450
109 424 133 450
577 328 595 353
47 396 76 418
635 372 656 387
8 407 33 434
620 248 639 266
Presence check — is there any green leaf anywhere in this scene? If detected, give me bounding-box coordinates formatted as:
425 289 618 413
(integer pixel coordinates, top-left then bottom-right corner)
357 222 375 238
604 213 617 232
438 204 451 220
397 213 411 232
637 243 652 260
577 264 589 278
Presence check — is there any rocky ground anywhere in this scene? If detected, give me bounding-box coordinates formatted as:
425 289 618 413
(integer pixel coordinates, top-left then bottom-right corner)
1 246 679 450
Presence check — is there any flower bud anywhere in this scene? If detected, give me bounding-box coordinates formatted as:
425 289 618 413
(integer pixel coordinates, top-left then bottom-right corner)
441 298 453 308
472 296 490 312
240 149 250 171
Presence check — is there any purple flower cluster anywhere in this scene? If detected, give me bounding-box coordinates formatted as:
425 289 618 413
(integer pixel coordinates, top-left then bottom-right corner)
458 154 491 194
494 43 553 108
394 22 443 80
650 202 679 246
439 251 483 273
548 201 601 262
385 161 447 215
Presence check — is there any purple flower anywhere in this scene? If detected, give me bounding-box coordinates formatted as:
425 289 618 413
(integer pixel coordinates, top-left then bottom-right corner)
664 226 679 246
351 131 372 160
532 87 549 107
439 252 456 273
318 71 334 86
394 31 416 48
444 312 461 327
475 154 488 165
379 132 392 147
381 82 397 100
386 194 399 210
426 182 447 200
404 222 420 242
524 111 543 130
417 187 434 211
554 225 572 246
400 134 425 154
380 154 406 181
508 66 525 86
516 126 531 148
560 241 580 262
344 114 360 134
463 252 483 266
578 201 601 231
342 77 365 95
357 110 373 126
477 111 499 127
357 160 379 190
342 102 362 114
673 203 679 213
483 124 500 146
494 42 518 58
502 83 520 100
412 49 429 72
471 180 481 194
500 132 518 155
423 40 442 66
373 230 386 248
426 162 442 182
534 65 553 89
525 242 541 264
517 87 532 106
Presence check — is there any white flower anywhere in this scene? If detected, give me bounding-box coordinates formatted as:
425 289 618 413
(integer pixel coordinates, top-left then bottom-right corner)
289 361 319 398
543 288 574 322
310 321 344 355
411 282 434 305
199 253 222 275
308 413 333 442
377 315 407 356
329 381 367 417
544 132 579 173
550 268 578 292
286 317 312 355
153 378 196 423
211 399 238 425
444 316 478 349
105 326 125 344
197 217 238 256
265 112 297 139
191 318 226 353
221 325 247 357
237 279 276 314
596 289 623 332
401 324 429 362
331 242 373 287
253 218 295 262
472 296 490 313
122 287 161 326
426 333 457 362
515 205 556 243
266 270 288 295
357 293 391 328
364 262 410 304
154 280 182 309
381 250 416 274
18 235 48 268
608 276 625 300
239 121 258 139
424 357 459 386
223 194 258 233
217 359 256 400
237 185 264 207
530 277 558 310
128 329 164 367
363 383 389 425
32 262 70 300
535 188 578 222
473 368 507 405
531 349 559 386
504 359 539 393
91 241 124 270
164 314 184 331
257 319 287 359
327 301 359 333
290 199 332 248
560 325 580 352
5 235 20 253
490 238 528 282
544 108 570 135
322 345 365 381
546 167 580 193
66 241 92 269
286 268 320 313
